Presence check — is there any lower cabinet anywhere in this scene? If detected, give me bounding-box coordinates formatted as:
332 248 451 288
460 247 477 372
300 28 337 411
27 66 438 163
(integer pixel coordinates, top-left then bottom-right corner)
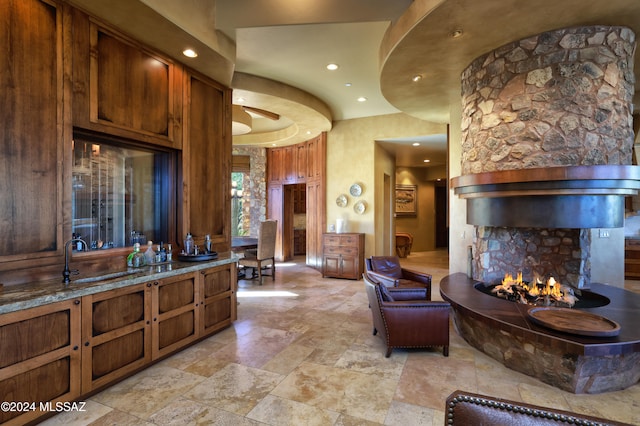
152 274 199 359
0 262 236 425
200 263 237 336
0 299 82 426
81 283 152 393
322 233 365 279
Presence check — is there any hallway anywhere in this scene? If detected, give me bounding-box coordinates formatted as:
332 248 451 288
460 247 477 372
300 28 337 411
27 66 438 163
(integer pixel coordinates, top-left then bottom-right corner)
42 252 640 425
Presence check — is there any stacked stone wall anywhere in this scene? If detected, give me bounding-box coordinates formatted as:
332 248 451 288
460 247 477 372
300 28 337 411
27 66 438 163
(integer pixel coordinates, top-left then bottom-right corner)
461 26 635 174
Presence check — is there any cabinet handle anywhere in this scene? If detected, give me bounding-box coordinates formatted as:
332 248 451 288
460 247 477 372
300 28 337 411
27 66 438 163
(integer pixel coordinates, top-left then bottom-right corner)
84 342 89 347
154 281 159 286
73 345 79 351
74 300 80 305
147 283 152 287
146 320 150 325
201 271 206 275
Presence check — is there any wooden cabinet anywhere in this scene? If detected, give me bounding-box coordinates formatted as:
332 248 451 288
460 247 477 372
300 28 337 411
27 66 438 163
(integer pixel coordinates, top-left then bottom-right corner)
294 230 306 255
0 260 235 424
81 283 152 393
199 263 237 336
183 71 232 252
322 233 365 280
0 299 82 426
625 239 640 279
71 10 182 148
151 274 199 359
0 0 65 263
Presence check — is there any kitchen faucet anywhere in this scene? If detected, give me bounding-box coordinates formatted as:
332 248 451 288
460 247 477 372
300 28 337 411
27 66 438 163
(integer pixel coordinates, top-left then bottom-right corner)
62 238 87 284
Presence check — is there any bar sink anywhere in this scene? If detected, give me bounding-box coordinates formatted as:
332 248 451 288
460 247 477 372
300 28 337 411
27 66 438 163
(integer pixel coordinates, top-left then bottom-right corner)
73 270 138 284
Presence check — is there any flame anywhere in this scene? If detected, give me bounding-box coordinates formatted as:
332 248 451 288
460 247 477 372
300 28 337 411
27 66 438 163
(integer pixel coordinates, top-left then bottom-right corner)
493 272 577 307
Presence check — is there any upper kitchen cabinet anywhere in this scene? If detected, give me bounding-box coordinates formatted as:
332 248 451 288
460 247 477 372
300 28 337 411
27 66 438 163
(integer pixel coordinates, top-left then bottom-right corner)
182 71 232 252
71 9 182 149
0 0 66 262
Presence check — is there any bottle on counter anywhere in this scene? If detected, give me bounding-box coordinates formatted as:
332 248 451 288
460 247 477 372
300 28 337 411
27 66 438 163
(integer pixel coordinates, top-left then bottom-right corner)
145 241 156 264
127 243 146 267
166 243 173 262
184 232 194 255
204 234 212 253
159 242 167 262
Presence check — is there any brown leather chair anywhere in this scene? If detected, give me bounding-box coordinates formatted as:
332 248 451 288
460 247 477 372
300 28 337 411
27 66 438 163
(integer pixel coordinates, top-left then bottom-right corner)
363 273 450 357
239 220 277 284
445 390 631 425
365 255 432 299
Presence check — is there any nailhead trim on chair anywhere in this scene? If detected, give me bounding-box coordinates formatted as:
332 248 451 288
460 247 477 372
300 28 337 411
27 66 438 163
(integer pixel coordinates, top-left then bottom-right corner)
446 394 611 426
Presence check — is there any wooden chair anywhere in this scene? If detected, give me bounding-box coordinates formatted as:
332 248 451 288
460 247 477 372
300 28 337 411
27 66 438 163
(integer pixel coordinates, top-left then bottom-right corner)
395 232 413 258
238 220 277 284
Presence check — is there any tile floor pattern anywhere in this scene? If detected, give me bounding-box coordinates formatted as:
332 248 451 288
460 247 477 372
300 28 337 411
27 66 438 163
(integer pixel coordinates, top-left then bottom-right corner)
41 251 640 425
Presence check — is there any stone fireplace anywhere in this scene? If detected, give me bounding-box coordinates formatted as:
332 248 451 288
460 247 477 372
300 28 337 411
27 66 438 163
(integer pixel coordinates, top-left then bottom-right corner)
452 25 637 288
444 25 640 394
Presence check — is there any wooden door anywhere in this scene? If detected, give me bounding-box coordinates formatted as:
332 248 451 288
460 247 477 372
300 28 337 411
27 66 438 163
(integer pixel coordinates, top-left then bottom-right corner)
0 299 81 426
81 283 151 393
199 263 236 336
151 273 199 359
0 0 65 262
183 71 232 253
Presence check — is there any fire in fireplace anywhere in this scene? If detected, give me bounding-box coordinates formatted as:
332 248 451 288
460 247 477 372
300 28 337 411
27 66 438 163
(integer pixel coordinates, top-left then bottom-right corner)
486 272 577 307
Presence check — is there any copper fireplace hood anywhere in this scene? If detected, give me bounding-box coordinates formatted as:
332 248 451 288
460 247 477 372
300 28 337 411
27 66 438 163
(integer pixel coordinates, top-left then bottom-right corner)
451 165 640 228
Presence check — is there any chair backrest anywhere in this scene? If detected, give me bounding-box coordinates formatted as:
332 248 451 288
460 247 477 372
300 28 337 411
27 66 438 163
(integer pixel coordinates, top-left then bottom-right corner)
363 274 387 339
257 220 277 260
368 256 403 278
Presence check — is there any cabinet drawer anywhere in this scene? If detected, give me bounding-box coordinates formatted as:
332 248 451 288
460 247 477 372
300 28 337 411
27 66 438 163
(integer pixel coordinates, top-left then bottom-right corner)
339 235 359 245
323 235 342 246
323 246 356 256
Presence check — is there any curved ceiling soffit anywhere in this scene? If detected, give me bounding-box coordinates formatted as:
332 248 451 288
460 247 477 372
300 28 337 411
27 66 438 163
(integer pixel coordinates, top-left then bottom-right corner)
231 72 333 147
379 0 640 124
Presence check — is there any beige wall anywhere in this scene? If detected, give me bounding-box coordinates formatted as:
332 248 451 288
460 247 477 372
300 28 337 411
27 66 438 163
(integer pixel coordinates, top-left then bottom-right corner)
395 167 436 252
327 113 445 259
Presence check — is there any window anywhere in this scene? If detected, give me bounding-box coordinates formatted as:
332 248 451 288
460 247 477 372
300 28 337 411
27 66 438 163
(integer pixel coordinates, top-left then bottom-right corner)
72 132 174 251
231 172 246 236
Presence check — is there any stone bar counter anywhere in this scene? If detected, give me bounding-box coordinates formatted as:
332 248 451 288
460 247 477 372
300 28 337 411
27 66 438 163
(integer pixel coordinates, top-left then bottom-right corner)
0 253 238 315
440 273 640 394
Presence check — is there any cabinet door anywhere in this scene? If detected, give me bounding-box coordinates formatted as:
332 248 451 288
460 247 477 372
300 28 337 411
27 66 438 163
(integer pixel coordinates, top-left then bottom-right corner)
322 255 342 278
0 299 81 426
340 255 359 279
199 263 236 337
296 143 308 181
151 274 199 359
183 72 231 252
81 283 151 393
0 0 64 261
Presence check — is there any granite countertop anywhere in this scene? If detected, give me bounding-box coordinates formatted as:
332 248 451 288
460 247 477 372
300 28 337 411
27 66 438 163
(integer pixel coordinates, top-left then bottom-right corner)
0 253 239 315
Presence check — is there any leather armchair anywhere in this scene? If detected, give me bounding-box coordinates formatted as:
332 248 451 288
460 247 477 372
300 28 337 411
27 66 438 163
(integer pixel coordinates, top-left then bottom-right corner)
365 256 432 299
363 273 450 357
445 390 630 426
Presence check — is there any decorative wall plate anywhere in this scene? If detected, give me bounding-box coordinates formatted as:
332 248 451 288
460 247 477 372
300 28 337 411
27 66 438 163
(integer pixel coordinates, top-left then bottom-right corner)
349 183 363 197
354 200 367 215
336 194 348 207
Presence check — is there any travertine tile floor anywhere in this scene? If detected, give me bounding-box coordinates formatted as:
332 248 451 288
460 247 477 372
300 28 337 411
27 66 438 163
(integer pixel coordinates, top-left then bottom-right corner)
41 251 640 425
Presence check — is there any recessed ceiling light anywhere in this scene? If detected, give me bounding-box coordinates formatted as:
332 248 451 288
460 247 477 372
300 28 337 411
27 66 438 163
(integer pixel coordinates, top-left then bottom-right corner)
182 48 198 58
272 143 277 146
423 159 431 163
412 142 420 146
412 75 423 82
326 63 339 71
306 130 311 135
357 97 367 102
450 29 463 38
345 82 352 87
236 97 245 103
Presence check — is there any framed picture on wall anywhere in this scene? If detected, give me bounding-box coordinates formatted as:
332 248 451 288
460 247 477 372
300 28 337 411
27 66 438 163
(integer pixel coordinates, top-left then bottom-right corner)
395 184 417 217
